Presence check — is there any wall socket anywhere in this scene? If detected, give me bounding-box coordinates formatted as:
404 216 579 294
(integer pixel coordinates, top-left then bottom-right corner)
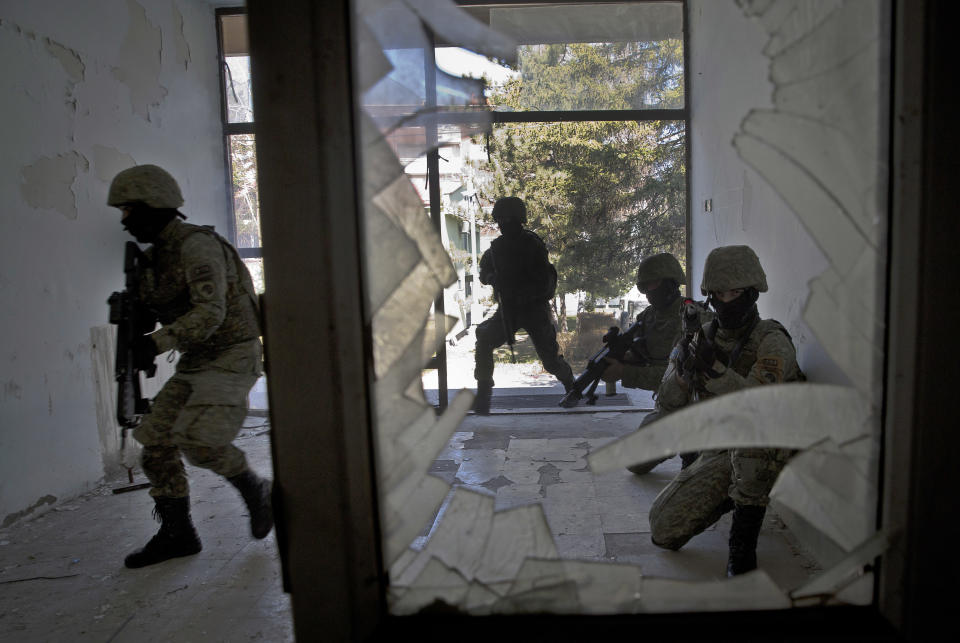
704 198 713 212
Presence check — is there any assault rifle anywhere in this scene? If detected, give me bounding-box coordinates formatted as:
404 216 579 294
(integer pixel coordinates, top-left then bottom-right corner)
559 320 650 408
107 241 157 429
678 298 709 400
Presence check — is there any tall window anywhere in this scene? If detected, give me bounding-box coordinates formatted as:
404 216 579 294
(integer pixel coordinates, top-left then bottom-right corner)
217 10 263 292
364 2 689 410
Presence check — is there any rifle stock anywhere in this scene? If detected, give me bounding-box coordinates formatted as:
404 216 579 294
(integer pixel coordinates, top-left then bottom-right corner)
108 241 157 428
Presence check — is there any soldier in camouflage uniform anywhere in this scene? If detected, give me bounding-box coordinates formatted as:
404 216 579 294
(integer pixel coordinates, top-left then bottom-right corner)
107 165 273 569
473 197 575 414
600 252 690 475
647 245 801 576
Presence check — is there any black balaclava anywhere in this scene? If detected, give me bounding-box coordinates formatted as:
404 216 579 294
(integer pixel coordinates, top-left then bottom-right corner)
710 287 760 329
122 205 179 244
497 218 523 238
646 279 681 310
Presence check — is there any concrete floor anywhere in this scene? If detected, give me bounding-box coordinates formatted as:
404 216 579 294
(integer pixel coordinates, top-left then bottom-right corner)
421 386 819 586
0 420 292 643
1 369 819 640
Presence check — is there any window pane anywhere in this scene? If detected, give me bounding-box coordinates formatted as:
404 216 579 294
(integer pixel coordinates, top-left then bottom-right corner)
499 39 683 111
433 3 684 113
224 55 254 123
243 257 265 294
229 134 261 248
481 119 687 288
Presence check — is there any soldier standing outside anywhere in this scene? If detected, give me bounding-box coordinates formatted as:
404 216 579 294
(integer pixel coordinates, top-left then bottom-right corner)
107 165 273 568
473 197 575 414
600 252 691 474
648 245 802 576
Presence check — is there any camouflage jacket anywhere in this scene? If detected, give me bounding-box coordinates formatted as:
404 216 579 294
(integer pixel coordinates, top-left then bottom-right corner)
140 219 261 362
657 315 801 413
478 230 557 307
620 296 685 391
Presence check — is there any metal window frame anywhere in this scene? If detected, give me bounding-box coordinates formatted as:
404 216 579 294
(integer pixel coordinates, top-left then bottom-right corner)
426 0 690 407
245 0 954 639
216 7 260 256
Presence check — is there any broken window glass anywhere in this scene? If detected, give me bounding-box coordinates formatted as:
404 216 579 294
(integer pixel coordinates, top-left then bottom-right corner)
352 0 890 616
220 14 254 123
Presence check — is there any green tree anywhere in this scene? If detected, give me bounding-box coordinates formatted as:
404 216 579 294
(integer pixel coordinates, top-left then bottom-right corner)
474 41 686 326
231 134 261 249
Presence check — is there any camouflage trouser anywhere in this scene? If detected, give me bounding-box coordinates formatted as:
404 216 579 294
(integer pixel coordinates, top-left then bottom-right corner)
474 303 574 387
133 342 261 498
649 447 791 550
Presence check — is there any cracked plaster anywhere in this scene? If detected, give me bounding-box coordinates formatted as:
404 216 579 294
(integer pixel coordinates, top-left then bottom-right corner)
19 152 88 219
112 0 168 122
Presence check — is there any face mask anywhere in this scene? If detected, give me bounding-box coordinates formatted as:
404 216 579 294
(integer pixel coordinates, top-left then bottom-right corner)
646 280 680 309
497 219 523 237
122 207 176 243
711 288 759 329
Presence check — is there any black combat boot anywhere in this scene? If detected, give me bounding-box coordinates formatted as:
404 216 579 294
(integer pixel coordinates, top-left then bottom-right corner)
227 469 274 539
125 496 202 568
726 503 767 576
473 380 493 415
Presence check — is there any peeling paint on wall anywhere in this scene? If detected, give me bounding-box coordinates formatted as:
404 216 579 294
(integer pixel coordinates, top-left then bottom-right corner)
42 37 84 82
19 152 87 219
172 2 192 71
2 495 57 529
92 145 136 183
2 18 84 115
112 0 168 121
3 379 23 401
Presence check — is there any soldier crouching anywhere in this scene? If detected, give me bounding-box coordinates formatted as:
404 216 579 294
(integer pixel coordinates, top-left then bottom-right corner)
647 245 801 576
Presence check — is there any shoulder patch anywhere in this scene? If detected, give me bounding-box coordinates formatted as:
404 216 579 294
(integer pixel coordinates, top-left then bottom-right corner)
753 354 785 384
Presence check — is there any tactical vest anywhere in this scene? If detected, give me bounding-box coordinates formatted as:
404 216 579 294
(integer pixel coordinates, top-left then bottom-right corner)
712 319 802 383
143 222 261 353
488 230 557 305
635 296 684 365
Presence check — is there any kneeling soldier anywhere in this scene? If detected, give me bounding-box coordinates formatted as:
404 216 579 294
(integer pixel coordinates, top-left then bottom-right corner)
648 245 801 576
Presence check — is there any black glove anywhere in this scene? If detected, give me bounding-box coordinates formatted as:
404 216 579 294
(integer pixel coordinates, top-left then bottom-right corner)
685 334 723 379
133 334 158 370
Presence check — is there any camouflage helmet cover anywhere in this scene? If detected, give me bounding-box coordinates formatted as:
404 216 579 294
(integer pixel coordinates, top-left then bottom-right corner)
700 245 768 295
636 252 685 289
107 164 184 209
491 197 527 225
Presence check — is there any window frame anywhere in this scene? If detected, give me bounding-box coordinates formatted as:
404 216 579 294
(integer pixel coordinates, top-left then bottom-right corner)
244 0 948 639
410 0 691 409
216 6 260 260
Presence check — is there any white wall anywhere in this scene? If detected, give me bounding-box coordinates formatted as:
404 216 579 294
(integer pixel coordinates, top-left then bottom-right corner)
688 1 854 385
687 1 888 569
0 0 229 526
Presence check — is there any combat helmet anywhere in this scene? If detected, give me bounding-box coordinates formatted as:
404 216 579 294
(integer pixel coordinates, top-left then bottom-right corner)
491 197 527 225
108 165 184 209
700 245 768 295
636 253 685 291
